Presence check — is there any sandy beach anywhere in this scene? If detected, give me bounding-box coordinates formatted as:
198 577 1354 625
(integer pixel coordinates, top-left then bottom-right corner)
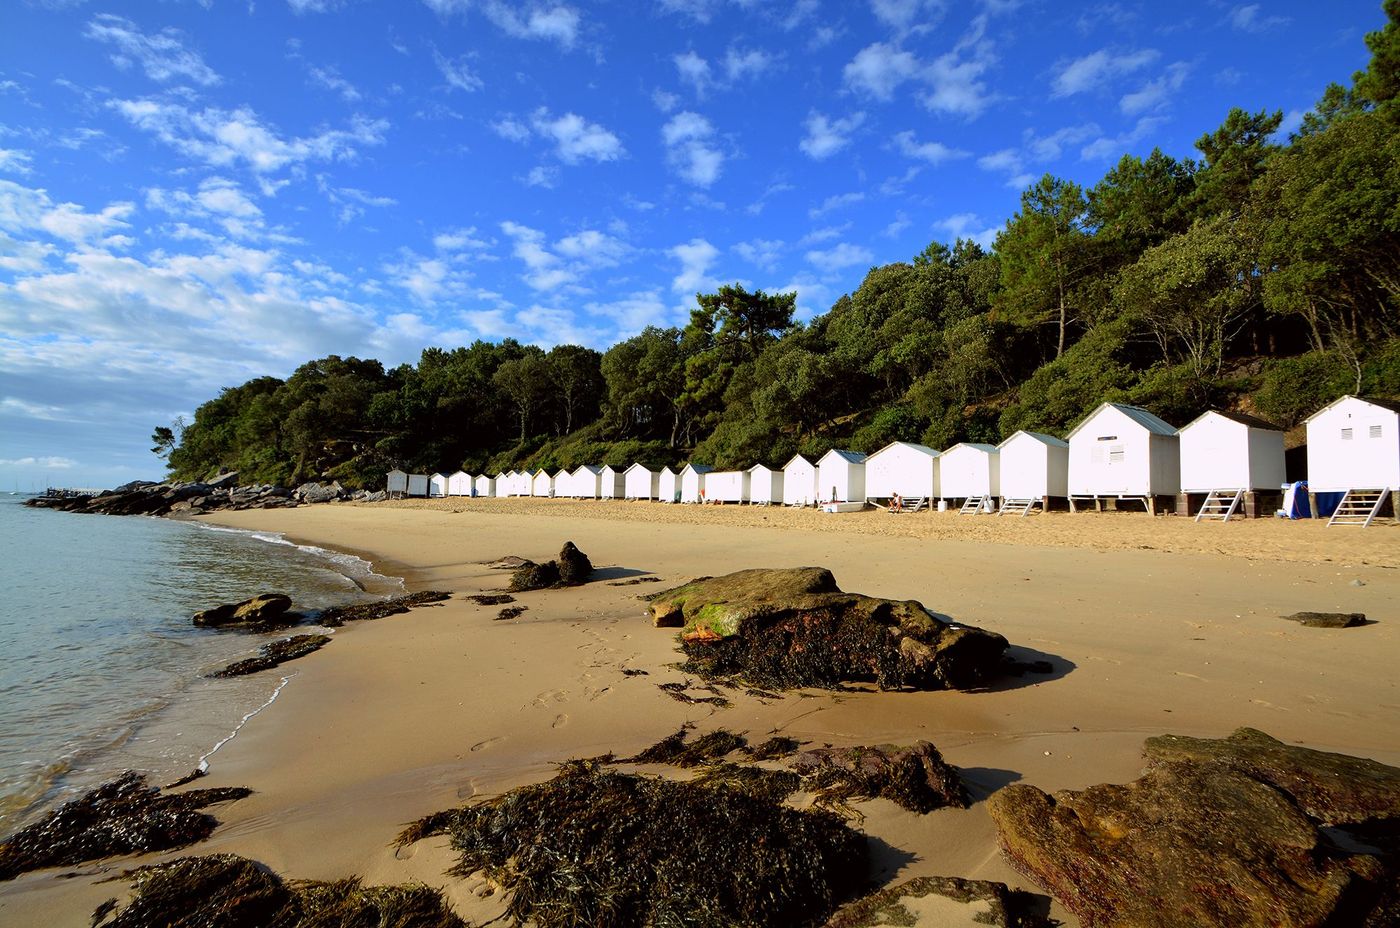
2 500 1397 925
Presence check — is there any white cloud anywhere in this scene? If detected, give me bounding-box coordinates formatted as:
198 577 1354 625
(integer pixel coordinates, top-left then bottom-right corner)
84 14 221 86
555 228 629 266
652 88 681 112
1025 123 1100 160
1080 115 1166 160
804 242 874 269
808 191 865 219
977 148 1030 188
1051 48 1158 97
799 111 864 160
0 149 34 176
524 165 559 188
656 0 722 23
733 239 784 271
976 124 1098 188
936 212 999 249
1275 108 1305 138
844 42 920 100
662 111 724 187
1 181 135 245
892 130 968 164
674 50 713 97
307 64 362 102
1230 4 1289 33
1119 62 1189 115
870 0 944 29
499 220 628 291
668 237 719 293
0 456 76 469
723 45 773 82
110 99 388 174
883 212 911 238
422 1 582 48
530 107 625 163
491 116 532 142
585 290 674 332
434 49 483 92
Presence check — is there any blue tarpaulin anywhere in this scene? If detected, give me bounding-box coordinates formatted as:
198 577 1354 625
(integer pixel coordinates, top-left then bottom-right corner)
1282 482 1311 519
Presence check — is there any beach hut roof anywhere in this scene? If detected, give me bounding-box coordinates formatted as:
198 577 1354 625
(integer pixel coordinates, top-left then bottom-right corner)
1183 409 1282 432
746 463 775 474
944 442 999 455
572 464 603 476
818 448 867 465
1066 402 1177 439
681 463 713 475
781 454 813 470
623 462 653 474
998 430 1068 449
431 471 446 478
660 465 677 475
869 440 938 458
1304 394 1400 422
388 468 406 475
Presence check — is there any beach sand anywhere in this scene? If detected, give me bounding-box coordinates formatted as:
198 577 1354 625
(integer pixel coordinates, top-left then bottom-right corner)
2 499 1397 925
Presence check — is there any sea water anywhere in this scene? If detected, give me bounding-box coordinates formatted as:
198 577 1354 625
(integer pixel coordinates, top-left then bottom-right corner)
0 494 402 836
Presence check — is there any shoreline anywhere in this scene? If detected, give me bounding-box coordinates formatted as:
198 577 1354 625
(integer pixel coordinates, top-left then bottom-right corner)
2 502 1398 925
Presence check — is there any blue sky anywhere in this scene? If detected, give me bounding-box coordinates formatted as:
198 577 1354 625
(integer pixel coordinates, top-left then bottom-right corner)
0 0 1383 488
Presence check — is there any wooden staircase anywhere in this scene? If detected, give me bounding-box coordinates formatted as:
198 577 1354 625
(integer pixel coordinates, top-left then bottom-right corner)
998 498 1039 517
1194 489 1244 523
958 495 991 515
1327 489 1388 527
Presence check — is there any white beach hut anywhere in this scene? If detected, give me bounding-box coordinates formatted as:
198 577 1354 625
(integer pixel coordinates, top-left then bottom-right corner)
494 472 509 496
1305 395 1400 525
475 474 496 497
658 466 679 503
817 449 867 504
428 473 447 498
599 465 626 499
446 470 472 496
571 464 603 499
744 464 784 505
1066 402 1180 514
386 469 408 498
406 473 430 497
782 455 819 507
997 431 1069 515
705 470 744 503
624 463 660 500
939 443 1000 512
531 468 554 498
1179 411 1286 519
680 463 713 503
863 441 938 506
516 471 533 496
548 468 567 498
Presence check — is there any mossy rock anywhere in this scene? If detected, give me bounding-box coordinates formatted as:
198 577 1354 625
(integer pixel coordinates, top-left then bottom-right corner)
648 567 1008 691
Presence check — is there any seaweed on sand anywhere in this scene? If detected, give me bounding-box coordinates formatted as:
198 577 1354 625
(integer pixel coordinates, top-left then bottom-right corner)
209 634 330 678
468 593 515 606
626 726 749 767
398 759 865 928
690 763 803 803
791 743 969 815
0 773 250 880
92 853 465 928
744 736 804 761
656 680 732 708
495 606 527 620
316 591 451 627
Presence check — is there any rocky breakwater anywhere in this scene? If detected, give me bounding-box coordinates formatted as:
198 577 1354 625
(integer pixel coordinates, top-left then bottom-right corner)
648 567 1009 690
24 472 388 518
987 727 1400 928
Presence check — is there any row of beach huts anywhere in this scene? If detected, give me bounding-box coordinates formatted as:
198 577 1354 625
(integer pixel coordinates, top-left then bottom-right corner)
387 396 1400 527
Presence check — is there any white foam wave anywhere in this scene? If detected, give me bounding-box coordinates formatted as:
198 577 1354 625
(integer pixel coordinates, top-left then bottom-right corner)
194 523 404 595
197 672 294 772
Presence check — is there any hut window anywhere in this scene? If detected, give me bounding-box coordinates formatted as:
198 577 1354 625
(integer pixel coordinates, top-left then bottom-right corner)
1108 446 1125 464
1370 425 1383 439
1341 428 1353 440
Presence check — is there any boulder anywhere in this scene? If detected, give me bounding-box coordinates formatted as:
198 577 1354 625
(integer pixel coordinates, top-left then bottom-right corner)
192 593 293 628
557 540 593 585
362 490 387 502
791 741 969 813
1283 611 1367 629
509 559 560 592
295 481 342 504
647 567 1008 690
824 875 1049 928
206 471 238 489
987 728 1400 928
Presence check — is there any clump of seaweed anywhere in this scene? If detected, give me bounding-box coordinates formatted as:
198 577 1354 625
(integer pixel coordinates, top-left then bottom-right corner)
627 726 749 767
317 591 451 627
745 736 804 761
398 759 865 928
495 606 527 621
0 773 250 880
92 853 465 928
508 542 595 592
657 680 732 708
209 634 330 678
621 667 649 676
607 576 663 586
691 763 803 803
468 593 515 606
791 742 969 814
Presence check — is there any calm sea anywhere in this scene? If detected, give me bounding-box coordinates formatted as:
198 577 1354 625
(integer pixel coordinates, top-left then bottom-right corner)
0 494 402 836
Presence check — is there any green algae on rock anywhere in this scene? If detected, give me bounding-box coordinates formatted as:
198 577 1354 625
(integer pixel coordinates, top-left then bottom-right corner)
648 567 1008 690
0 773 250 881
93 853 465 928
987 728 1400 928
398 759 865 928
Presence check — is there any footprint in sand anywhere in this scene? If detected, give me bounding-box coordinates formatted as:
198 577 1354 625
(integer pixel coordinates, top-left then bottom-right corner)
552 713 569 729
1172 671 1206 681
470 736 506 752
1250 699 1291 711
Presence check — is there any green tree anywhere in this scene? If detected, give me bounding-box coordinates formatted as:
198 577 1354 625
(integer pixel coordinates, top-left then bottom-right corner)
493 352 552 442
546 344 604 434
995 174 1092 359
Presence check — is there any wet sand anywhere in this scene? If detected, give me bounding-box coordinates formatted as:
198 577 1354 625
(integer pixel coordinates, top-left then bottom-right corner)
2 500 1397 925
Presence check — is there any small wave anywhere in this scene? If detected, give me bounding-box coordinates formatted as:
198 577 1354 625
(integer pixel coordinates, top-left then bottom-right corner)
194 523 404 597
198 673 295 772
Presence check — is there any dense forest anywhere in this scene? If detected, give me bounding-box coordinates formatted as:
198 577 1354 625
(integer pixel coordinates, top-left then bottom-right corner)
157 4 1400 488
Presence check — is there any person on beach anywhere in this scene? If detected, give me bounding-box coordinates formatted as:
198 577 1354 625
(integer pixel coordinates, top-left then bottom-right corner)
888 492 902 512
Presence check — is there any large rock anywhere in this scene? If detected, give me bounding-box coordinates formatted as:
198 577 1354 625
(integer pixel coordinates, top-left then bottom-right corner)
295 481 342 504
557 540 593 585
648 567 1008 690
206 470 238 489
1283 611 1367 629
192 593 293 628
987 728 1400 928
791 741 969 813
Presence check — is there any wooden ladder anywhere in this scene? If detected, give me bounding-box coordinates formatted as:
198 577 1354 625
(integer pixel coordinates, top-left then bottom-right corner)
999 498 1037 517
1194 489 1244 523
959 495 988 515
1327 489 1388 527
